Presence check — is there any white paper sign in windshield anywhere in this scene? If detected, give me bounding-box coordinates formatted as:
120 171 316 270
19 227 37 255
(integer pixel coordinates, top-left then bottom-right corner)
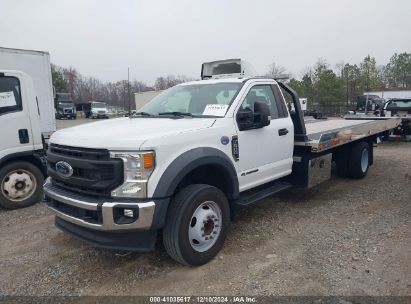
0 91 17 107
203 104 229 116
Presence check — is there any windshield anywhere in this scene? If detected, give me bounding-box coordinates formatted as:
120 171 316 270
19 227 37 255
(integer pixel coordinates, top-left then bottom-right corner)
92 102 106 109
138 82 242 117
56 93 72 102
58 102 73 107
386 99 411 109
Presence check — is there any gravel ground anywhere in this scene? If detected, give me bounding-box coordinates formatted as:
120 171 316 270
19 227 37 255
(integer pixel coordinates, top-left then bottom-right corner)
0 141 410 296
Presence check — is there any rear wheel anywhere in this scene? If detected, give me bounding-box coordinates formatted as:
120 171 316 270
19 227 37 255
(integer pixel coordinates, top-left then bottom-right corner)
348 141 370 179
0 161 44 209
163 184 230 266
335 150 349 178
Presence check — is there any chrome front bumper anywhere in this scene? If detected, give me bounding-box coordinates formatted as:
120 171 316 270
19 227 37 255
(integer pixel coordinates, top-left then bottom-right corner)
44 178 155 231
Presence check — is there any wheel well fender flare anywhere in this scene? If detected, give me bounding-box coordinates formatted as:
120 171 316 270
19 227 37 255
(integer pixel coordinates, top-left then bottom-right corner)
0 151 46 176
153 147 239 200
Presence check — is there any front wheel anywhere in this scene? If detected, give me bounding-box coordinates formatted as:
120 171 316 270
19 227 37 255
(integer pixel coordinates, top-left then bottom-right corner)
0 161 44 209
163 184 230 266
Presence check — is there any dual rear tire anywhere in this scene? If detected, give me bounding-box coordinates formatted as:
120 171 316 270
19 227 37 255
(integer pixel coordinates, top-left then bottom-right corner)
335 141 371 179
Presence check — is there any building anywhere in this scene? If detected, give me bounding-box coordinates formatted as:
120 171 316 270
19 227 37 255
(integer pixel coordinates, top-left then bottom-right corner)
134 90 163 110
364 90 411 100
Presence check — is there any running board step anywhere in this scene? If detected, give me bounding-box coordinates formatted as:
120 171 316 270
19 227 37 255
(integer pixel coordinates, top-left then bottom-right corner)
235 181 291 207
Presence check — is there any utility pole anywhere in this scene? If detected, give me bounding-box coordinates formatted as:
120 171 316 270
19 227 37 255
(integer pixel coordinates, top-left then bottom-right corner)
127 67 131 116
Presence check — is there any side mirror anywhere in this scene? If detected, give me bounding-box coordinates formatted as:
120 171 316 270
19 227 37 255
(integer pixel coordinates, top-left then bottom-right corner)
253 101 270 127
237 101 271 131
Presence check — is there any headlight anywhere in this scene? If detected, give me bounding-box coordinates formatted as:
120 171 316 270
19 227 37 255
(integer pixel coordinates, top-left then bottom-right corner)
109 151 155 198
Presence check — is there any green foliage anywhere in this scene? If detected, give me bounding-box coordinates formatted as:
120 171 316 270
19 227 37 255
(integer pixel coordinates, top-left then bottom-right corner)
288 59 343 107
359 55 384 91
282 53 410 113
342 63 361 103
312 60 343 104
51 64 67 93
384 53 411 88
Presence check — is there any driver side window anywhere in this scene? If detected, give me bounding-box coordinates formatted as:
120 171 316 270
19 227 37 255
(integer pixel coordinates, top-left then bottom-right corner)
0 76 22 116
240 85 279 119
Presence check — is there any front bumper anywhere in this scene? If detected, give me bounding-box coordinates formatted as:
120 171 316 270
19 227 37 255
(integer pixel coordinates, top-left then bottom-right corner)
44 178 155 231
55 217 157 252
58 113 75 118
92 113 108 118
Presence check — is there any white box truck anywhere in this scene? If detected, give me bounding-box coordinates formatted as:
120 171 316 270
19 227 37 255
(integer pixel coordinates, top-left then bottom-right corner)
135 90 163 111
0 47 56 209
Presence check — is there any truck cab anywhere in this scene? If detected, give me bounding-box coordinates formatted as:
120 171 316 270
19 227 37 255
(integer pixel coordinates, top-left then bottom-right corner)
383 98 411 140
0 70 46 209
55 93 76 120
90 101 109 119
355 95 386 115
44 59 400 265
0 47 55 210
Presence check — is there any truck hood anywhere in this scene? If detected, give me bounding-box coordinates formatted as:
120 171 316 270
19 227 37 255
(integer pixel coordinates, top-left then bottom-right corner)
50 117 216 150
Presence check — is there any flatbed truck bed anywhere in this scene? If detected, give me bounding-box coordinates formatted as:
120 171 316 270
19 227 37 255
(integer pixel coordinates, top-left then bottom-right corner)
295 117 401 152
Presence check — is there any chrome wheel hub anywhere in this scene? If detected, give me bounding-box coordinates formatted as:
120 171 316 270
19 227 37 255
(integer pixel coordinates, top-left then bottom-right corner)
1 170 36 202
189 201 222 252
361 148 369 173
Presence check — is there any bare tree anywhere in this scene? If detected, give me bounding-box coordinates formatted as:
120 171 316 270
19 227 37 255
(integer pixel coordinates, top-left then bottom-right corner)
266 62 287 77
154 75 195 90
62 67 79 98
52 64 194 109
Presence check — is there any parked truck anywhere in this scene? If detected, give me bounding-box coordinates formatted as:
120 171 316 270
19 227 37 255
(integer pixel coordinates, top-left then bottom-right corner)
44 59 400 265
345 96 411 141
55 93 76 120
383 98 411 141
77 101 109 119
0 47 55 209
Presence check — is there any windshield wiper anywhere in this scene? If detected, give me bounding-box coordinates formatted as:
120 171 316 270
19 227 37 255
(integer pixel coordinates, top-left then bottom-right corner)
158 111 193 117
133 111 154 117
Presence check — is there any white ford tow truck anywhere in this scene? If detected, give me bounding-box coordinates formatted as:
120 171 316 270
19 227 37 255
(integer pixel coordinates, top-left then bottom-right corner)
0 47 55 209
44 59 400 265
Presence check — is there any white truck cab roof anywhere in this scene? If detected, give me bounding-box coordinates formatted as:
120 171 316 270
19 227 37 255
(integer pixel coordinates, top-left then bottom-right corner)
178 77 250 87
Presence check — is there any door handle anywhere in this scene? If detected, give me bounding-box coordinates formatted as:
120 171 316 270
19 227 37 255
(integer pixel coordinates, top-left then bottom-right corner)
278 128 289 136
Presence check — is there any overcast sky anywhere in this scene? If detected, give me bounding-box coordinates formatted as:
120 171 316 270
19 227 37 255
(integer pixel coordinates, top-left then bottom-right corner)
1 0 410 85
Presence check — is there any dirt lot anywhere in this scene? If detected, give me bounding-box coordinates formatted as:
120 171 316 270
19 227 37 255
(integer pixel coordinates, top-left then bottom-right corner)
0 120 410 295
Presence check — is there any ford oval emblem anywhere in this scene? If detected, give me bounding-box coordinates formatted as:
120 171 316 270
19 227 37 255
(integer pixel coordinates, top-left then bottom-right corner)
55 161 73 178
221 136 230 145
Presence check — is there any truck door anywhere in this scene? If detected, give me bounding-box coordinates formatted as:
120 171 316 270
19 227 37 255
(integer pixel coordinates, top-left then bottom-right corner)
235 83 294 191
0 74 34 158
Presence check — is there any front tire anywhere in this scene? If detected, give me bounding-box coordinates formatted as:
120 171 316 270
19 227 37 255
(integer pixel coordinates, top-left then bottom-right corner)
163 184 230 266
0 161 44 209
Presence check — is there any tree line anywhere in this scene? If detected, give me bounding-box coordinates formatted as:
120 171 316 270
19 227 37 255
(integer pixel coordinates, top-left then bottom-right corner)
270 52 411 111
51 65 194 109
52 52 410 111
